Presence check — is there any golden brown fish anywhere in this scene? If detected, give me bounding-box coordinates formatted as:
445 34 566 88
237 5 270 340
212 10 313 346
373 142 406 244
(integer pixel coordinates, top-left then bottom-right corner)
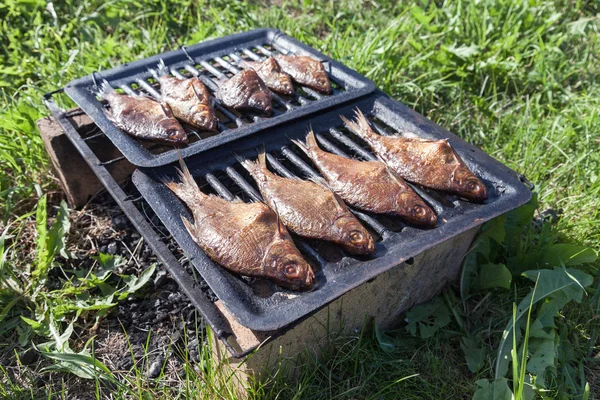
342 110 488 202
241 57 295 95
273 55 331 94
293 131 437 227
152 60 217 131
165 157 315 291
98 80 188 145
241 152 375 255
216 69 273 115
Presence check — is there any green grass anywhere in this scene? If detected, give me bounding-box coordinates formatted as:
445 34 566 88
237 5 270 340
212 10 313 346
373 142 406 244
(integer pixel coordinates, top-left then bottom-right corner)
1 0 599 398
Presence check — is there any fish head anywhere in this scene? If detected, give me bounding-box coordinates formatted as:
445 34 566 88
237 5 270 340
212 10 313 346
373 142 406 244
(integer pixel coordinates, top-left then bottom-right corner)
190 105 217 131
312 70 331 94
333 216 375 255
248 91 273 115
159 118 188 144
397 193 437 227
264 238 315 291
452 167 488 202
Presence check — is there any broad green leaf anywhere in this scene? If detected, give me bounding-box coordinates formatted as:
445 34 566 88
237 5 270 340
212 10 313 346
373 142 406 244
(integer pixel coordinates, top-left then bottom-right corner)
374 324 396 353
34 194 48 279
445 43 480 60
472 378 513 400
405 296 451 339
527 339 556 387
461 336 486 373
40 349 112 379
20 316 43 330
541 244 597 266
48 200 70 260
118 264 156 300
505 197 537 253
460 215 506 298
495 267 593 378
93 253 125 280
508 244 597 276
473 263 512 290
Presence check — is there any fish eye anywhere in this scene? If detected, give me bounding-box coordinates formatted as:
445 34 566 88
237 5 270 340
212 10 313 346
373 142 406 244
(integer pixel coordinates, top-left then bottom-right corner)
468 182 480 192
349 230 364 244
413 205 425 216
167 129 180 138
283 263 300 278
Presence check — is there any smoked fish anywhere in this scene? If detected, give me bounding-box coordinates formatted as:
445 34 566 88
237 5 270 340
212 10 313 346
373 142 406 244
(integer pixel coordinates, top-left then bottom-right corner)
165 157 315 291
273 55 331 94
241 57 295 95
241 152 375 255
152 60 217 131
342 110 488 202
98 80 188 145
293 131 437 227
216 69 273 115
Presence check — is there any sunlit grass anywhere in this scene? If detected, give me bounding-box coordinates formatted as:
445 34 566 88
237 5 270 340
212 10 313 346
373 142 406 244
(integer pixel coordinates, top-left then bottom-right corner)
1 0 599 398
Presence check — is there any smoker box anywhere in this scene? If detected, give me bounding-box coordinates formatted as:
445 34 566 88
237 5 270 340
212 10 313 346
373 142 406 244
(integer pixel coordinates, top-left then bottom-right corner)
132 93 532 332
64 28 376 168
43 28 532 361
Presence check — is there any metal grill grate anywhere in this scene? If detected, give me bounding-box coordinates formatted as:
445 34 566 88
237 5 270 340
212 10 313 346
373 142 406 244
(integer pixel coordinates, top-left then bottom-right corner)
65 28 375 167
133 94 532 331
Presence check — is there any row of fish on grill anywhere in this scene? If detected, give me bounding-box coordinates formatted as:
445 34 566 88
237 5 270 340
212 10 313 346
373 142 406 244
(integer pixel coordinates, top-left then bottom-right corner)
166 110 488 291
96 54 332 145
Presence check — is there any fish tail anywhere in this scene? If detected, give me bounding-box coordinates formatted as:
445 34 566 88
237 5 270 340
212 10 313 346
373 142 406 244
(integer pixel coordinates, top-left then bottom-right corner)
238 154 261 176
157 59 170 77
164 153 205 208
148 59 169 80
341 108 376 142
305 130 319 151
96 79 115 99
292 130 319 158
257 150 268 171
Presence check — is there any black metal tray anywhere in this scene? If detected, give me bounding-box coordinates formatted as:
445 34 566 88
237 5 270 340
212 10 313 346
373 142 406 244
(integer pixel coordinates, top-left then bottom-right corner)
64 28 376 167
132 93 532 331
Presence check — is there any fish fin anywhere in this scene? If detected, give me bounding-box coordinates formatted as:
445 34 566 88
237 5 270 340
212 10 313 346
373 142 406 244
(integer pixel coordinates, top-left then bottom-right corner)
270 201 287 239
156 59 170 77
103 108 116 124
329 187 350 212
290 138 308 155
308 175 331 190
257 150 268 171
238 154 261 176
160 101 174 118
305 130 320 150
340 113 364 139
96 79 115 99
353 108 373 134
191 79 206 101
164 152 204 207
385 165 410 187
181 216 198 240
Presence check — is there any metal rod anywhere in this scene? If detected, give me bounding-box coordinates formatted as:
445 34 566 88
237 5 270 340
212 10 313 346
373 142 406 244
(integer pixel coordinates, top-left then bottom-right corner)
135 79 161 100
225 166 262 202
329 127 376 161
205 173 237 201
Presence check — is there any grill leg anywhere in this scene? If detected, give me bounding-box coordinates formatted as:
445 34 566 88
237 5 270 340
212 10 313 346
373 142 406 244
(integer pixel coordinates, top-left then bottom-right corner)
36 112 135 208
210 226 480 388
